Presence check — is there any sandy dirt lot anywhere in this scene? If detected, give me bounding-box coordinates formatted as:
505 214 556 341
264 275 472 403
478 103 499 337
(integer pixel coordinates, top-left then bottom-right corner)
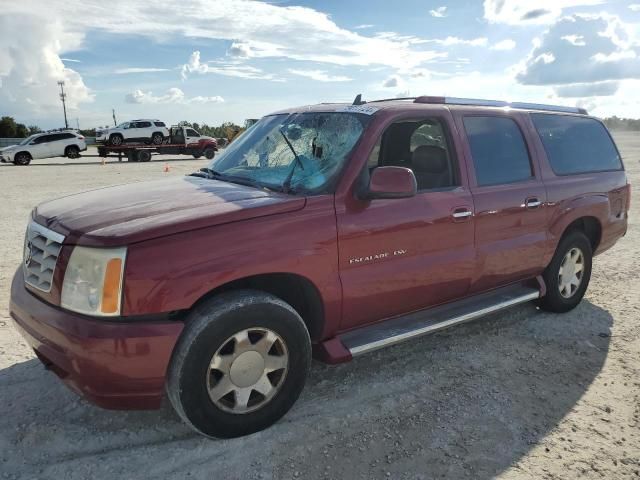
0 137 638 480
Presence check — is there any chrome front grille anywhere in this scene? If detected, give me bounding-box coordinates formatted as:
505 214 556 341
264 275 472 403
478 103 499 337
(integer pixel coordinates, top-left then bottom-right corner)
23 221 65 292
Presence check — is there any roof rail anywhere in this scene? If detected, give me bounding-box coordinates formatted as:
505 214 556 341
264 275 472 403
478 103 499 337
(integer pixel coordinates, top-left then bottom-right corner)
413 96 587 115
367 97 417 104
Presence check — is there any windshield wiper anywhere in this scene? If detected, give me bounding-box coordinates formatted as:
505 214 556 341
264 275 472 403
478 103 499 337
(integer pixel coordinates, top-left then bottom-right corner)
189 167 267 190
279 127 304 194
189 167 223 179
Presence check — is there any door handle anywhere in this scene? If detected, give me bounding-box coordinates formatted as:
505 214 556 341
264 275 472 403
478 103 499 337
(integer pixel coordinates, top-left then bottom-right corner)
452 207 473 220
525 198 542 209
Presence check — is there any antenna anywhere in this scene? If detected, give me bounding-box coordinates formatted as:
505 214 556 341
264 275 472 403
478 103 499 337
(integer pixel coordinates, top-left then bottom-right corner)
57 81 69 129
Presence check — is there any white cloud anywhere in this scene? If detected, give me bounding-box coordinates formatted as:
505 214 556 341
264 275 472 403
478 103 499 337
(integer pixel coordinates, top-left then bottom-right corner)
227 42 252 58
125 87 224 104
554 81 619 97
114 67 170 74
629 4 640 12
354 24 374 30
517 14 640 91
483 0 603 25
288 69 352 82
436 36 488 47
382 75 403 88
61 58 81 63
429 6 447 18
0 13 93 119
561 34 586 46
491 39 517 50
5 0 445 70
181 51 280 81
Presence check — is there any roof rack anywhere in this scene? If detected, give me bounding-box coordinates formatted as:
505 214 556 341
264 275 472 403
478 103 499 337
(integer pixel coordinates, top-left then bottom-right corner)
358 95 588 115
414 96 587 115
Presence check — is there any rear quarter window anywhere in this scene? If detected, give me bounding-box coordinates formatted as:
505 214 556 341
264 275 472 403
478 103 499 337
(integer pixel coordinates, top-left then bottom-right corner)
154 121 166 127
531 114 622 175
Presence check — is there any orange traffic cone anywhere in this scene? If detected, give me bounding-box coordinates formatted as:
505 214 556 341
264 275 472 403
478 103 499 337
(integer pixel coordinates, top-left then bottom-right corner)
163 163 170 173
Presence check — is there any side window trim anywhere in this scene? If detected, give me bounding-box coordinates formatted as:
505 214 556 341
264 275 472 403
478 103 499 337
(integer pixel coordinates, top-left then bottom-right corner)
365 115 462 193
462 113 537 188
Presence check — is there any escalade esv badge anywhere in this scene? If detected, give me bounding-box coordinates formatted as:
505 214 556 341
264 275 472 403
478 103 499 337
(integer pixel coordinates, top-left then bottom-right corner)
349 249 407 265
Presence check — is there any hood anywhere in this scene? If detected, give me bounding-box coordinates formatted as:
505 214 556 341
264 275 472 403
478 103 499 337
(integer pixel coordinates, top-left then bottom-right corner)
34 177 306 246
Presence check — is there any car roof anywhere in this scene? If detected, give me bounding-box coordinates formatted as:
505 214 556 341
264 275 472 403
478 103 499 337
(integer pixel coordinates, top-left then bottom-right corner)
269 96 590 118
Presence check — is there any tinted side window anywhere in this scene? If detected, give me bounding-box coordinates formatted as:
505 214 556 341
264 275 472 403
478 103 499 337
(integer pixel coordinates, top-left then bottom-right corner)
129 122 138 128
139 121 152 128
154 121 166 127
463 116 533 186
34 135 52 144
186 129 200 137
531 114 622 175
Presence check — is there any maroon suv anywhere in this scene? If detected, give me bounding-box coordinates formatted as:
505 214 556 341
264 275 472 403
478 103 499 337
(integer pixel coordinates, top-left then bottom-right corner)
10 96 630 438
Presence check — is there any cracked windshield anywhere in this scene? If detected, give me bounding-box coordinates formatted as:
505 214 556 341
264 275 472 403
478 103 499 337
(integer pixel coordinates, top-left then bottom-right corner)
211 112 368 192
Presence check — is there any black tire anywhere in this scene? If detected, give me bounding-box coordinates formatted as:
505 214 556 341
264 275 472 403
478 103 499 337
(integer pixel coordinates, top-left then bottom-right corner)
13 152 31 166
166 290 311 438
65 145 80 159
137 150 151 162
538 230 592 313
192 153 202 159
204 147 215 160
151 132 164 145
109 134 124 146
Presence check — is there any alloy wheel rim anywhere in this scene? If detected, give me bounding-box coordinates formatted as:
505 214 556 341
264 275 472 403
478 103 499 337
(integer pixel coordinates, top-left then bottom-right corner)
558 247 584 298
206 328 288 414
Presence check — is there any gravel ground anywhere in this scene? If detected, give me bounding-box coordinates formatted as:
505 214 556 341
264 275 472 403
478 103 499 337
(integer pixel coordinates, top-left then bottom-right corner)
0 136 638 480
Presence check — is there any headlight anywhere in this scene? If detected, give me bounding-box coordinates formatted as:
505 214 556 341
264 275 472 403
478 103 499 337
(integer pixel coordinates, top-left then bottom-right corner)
61 246 127 316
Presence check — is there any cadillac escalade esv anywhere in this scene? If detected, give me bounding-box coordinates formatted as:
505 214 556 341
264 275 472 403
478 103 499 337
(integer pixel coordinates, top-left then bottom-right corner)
10 96 630 438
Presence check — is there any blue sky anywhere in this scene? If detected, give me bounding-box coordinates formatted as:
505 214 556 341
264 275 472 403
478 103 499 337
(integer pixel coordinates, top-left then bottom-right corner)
1 0 639 129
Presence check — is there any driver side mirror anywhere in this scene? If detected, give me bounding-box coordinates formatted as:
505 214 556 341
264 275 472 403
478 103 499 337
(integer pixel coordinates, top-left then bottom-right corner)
360 166 417 200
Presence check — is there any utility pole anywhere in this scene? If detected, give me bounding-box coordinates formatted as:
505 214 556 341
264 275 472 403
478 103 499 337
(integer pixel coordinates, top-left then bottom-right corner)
76 118 80 130
57 81 69 129
112 109 117 127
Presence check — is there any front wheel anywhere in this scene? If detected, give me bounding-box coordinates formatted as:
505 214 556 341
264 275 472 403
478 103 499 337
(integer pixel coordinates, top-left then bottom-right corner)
109 134 123 146
166 290 311 438
13 152 31 166
203 147 215 160
538 230 592 313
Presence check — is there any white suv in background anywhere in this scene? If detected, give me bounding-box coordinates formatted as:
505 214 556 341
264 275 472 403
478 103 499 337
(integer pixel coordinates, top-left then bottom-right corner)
96 120 170 146
0 131 87 166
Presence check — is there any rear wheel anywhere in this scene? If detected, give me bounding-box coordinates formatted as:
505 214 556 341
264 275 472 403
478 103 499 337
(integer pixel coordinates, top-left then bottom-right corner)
204 147 216 160
151 132 164 145
13 152 31 166
538 230 592 313
65 145 80 159
109 134 124 146
166 290 311 438
137 150 152 162
192 152 202 159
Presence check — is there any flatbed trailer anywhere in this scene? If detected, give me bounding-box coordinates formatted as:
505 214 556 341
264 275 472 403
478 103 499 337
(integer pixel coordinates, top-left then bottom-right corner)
96 125 218 162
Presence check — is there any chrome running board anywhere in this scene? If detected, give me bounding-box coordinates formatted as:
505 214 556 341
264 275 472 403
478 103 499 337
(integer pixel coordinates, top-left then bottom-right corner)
340 284 540 357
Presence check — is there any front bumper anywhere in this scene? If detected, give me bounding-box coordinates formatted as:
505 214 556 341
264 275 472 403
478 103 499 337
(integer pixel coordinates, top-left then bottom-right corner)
9 268 183 410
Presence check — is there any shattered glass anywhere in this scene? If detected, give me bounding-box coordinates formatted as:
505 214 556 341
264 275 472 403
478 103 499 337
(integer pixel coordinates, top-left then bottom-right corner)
212 112 368 193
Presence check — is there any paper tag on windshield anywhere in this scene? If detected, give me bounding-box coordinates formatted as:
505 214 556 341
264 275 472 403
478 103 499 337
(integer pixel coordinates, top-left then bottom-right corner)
337 105 380 115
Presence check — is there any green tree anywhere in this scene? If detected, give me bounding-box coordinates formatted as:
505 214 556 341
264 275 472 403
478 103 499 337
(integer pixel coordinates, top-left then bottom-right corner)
28 125 42 136
0 116 17 137
15 123 29 137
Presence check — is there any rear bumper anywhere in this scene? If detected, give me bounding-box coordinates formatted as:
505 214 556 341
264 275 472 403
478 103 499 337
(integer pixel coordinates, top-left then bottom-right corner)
9 268 183 410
